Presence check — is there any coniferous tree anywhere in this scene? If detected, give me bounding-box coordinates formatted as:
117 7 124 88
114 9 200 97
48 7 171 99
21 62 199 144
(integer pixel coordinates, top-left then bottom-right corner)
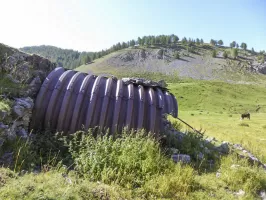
182 37 188 45
231 48 238 59
230 41 236 48
196 38 200 45
240 43 247 51
218 40 223 46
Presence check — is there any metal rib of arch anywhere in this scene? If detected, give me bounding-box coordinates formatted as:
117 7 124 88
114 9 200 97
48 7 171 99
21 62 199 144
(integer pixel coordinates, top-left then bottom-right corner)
31 67 178 134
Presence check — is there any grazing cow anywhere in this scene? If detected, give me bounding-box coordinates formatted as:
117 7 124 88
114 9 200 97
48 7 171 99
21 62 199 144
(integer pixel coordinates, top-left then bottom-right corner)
241 113 250 120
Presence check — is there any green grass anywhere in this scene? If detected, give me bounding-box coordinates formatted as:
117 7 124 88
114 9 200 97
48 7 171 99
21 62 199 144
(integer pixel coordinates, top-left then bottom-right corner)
0 99 11 112
168 80 266 163
0 132 265 200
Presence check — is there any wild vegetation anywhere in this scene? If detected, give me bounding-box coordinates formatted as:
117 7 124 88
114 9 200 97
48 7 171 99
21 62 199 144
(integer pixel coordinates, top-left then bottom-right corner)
0 128 265 199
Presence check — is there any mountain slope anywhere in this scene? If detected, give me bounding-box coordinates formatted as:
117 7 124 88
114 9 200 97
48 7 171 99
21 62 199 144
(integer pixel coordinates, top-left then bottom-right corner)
76 43 266 83
20 45 93 69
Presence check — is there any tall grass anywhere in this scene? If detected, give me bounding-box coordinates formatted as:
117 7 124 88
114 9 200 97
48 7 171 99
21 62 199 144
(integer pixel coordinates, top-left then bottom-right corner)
0 129 265 199
68 130 175 188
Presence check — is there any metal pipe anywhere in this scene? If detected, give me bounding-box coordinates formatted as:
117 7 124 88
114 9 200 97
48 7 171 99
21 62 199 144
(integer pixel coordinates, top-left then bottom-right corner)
31 67 178 134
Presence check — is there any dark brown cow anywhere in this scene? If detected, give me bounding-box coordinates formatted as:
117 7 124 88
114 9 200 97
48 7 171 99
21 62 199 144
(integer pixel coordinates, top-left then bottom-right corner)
241 113 250 120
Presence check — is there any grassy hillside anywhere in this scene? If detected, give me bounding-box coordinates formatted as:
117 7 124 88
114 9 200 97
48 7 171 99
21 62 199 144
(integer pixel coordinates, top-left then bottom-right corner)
168 80 266 163
76 43 266 83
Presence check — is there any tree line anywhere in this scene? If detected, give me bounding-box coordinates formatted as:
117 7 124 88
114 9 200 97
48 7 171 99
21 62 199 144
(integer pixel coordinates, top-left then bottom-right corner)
91 35 205 61
20 36 265 69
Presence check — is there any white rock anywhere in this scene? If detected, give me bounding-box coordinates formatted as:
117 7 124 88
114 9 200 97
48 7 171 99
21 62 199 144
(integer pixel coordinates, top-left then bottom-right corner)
234 189 245 196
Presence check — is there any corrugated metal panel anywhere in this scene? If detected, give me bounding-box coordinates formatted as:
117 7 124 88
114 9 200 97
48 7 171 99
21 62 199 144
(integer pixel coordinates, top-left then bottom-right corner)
31 67 178 134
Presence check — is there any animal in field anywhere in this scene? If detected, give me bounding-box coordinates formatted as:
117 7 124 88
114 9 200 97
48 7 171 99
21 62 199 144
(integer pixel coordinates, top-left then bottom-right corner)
241 113 250 120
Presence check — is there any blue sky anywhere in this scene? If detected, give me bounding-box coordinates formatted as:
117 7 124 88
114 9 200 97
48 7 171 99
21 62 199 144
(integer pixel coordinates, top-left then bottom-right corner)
1 0 265 52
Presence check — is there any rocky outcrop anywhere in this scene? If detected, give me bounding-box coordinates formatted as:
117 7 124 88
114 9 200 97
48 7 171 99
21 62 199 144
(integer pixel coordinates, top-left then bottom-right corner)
1 47 56 98
0 44 56 166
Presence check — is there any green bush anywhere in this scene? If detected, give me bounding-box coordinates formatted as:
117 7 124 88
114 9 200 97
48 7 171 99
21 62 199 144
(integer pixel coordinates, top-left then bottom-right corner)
174 51 180 59
212 50 217 58
68 130 174 188
223 51 228 59
231 48 238 59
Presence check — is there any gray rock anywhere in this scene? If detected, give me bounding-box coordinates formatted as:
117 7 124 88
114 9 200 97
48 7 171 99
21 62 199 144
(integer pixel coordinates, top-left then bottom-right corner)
216 141 230 154
205 137 215 143
230 164 241 169
158 80 168 88
260 190 266 200
16 127 27 138
8 121 24 139
157 49 163 59
216 172 221 178
198 152 204 160
15 97 34 109
169 148 179 154
139 49 146 59
13 97 34 118
172 154 191 164
234 189 245 196
0 122 8 130
0 110 7 120
19 170 28 176
13 105 25 118
7 56 17 65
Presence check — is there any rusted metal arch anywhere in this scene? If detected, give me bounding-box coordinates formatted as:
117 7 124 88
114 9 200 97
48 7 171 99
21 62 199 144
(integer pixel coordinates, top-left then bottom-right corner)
31 67 178 134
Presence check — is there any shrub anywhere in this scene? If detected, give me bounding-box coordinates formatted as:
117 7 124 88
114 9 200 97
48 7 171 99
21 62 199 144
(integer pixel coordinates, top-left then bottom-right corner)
212 50 217 58
171 120 183 131
0 168 16 187
231 48 238 59
68 130 174 188
223 51 228 59
174 51 180 59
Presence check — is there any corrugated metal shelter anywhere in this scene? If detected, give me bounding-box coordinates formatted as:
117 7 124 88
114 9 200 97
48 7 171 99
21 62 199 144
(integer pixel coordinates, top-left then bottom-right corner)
30 67 178 134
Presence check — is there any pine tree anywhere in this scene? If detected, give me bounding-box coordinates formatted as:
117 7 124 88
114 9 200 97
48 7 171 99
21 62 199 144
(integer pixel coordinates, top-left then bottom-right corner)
218 40 223 46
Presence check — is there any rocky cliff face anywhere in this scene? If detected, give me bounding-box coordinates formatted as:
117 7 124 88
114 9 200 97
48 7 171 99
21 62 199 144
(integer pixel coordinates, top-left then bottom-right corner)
1 44 56 97
0 43 56 165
